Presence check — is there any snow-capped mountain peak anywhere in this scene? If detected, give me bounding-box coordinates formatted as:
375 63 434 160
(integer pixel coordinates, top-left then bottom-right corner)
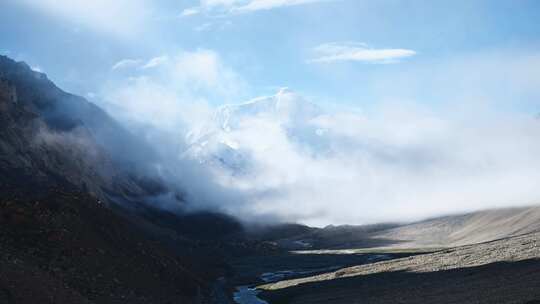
212 88 322 132
183 89 326 174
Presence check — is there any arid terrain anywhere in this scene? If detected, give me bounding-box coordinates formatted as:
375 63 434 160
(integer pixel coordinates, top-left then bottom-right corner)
257 232 540 304
261 207 540 251
222 208 540 304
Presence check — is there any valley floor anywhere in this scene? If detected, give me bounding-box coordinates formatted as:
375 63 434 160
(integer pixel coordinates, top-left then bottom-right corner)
255 232 540 304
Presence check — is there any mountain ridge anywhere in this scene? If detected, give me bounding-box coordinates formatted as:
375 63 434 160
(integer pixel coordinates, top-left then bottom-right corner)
0 55 256 304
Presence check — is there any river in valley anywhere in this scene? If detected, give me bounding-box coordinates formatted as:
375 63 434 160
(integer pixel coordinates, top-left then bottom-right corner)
231 252 395 303
233 286 268 304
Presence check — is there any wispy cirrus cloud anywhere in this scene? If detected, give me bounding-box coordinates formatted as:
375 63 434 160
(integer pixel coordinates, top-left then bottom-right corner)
309 42 417 64
233 0 323 12
181 7 201 17
17 0 153 38
111 56 170 71
181 0 326 17
111 59 143 70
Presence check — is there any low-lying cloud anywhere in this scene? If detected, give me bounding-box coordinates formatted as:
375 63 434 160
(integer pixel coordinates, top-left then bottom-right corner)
105 50 246 130
183 91 540 226
98 49 540 227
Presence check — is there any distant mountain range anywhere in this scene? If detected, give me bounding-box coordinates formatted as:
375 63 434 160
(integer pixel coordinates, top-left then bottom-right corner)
257 206 540 250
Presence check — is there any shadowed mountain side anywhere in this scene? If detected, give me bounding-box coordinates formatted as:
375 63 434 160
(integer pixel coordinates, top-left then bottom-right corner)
247 223 405 250
0 55 260 303
0 55 156 166
0 55 248 241
0 187 212 304
0 55 168 205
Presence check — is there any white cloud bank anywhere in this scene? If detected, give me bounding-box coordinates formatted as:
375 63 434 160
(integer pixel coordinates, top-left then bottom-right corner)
309 42 417 64
105 49 246 131
101 48 540 227
181 0 326 16
184 90 540 227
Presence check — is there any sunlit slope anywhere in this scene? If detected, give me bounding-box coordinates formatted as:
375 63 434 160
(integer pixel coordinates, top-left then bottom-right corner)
376 206 540 247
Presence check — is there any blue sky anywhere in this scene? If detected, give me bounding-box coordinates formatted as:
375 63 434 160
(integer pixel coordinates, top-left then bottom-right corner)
3 1 540 225
2 0 540 111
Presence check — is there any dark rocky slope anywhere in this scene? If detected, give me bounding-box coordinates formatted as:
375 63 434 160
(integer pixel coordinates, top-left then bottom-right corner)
0 55 248 303
0 55 162 202
0 188 208 304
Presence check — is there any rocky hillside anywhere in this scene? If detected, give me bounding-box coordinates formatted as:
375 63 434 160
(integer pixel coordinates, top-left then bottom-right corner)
0 187 212 304
0 55 161 202
0 55 251 303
